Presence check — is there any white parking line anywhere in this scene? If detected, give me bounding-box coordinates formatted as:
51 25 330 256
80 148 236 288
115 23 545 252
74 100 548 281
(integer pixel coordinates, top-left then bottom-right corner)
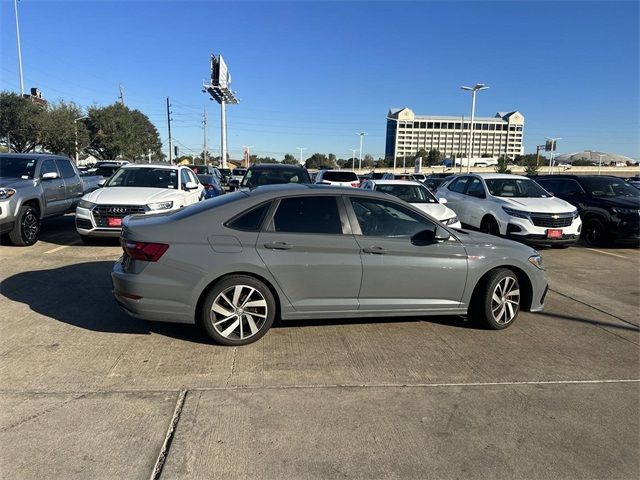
44 241 81 254
587 248 628 259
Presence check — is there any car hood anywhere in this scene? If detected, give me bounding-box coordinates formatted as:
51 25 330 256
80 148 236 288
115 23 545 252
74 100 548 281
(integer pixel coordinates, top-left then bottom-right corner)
497 196 576 213
83 186 181 205
411 202 456 221
600 196 640 208
0 176 37 189
455 229 537 254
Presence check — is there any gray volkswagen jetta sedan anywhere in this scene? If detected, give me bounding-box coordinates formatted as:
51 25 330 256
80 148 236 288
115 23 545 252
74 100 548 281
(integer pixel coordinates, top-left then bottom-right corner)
112 184 548 346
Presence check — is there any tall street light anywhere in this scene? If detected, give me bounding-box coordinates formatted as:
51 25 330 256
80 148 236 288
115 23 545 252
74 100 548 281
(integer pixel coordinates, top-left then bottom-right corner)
13 0 24 96
597 154 605 175
356 132 367 171
350 149 358 171
74 116 88 164
461 83 489 173
297 147 306 165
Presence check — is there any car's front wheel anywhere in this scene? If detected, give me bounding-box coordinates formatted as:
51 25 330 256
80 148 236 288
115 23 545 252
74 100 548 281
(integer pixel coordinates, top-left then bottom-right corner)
9 205 40 246
470 268 520 329
200 275 276 346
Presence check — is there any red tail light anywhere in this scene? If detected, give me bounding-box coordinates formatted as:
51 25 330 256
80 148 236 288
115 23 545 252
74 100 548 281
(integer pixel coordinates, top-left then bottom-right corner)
123 241 169 262
351 182 360 188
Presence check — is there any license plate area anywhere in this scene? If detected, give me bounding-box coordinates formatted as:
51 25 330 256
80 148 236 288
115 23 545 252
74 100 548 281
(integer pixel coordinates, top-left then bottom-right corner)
108 217 122 227
546 228 563 239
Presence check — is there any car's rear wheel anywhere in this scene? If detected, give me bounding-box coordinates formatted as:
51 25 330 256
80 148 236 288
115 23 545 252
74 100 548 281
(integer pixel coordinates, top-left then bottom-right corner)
201 275 276 346
9 205 40 246
470 268 520 329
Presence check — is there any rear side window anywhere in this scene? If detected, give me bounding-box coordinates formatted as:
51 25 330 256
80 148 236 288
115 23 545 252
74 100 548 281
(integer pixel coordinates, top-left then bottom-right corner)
273 196 342 234
227 202 272 231
322 171 358 182
55 159 77 178
448 177 469 193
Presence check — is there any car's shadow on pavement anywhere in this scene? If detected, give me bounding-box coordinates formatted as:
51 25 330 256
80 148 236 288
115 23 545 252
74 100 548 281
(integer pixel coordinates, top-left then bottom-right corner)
1 261 480 345
0 260 211 344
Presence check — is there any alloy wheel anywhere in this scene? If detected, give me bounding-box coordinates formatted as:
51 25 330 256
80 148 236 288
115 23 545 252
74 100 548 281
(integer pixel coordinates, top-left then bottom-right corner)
490 276 520 325
22 211 39 244
210 285 268 341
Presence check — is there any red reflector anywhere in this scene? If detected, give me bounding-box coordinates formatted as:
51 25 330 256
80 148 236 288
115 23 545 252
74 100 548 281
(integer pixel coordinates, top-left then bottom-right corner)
120 291 142 300
351 182 360 188
123 241 169 262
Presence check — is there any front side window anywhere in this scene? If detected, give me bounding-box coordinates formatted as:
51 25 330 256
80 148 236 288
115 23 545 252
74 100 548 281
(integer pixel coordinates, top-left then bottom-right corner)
351 197 435 237
466 177 485 197
106 168 179 189
273 196 342 234
558 179 585 195
40 159 59 177
448 177 469 193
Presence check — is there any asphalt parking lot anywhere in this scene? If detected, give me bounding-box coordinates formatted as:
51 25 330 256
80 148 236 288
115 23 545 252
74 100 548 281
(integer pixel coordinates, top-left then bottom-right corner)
1 214 638 479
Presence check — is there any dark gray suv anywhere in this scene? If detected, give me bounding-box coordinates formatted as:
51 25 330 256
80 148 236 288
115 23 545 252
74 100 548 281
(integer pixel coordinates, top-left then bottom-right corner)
112 184 548 346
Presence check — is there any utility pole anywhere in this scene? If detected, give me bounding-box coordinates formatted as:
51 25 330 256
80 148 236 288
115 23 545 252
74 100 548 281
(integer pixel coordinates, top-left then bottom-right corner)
357 132 367 171
297 147 306 165
13 0 24 96
118 84 125 106
166 97 173 164
74 115 88 165
350 149 358 171
202 107 208 165
148 149 152 164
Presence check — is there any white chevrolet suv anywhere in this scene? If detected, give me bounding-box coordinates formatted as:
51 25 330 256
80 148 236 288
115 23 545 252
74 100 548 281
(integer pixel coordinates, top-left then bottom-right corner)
435 173 581 246
75 164 204 242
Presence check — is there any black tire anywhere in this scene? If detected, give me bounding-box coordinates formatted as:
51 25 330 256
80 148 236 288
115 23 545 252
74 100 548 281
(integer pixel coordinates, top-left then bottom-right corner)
200 275 276 346
583 218 608 246
469 268 520 330
480 216 500 236
9 205 40 246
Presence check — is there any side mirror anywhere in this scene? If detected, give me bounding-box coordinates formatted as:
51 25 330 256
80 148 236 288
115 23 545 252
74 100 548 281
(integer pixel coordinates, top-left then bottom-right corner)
438 197 448 204
184 181 199 190
97 179 107 187
41 172 59 180
411 226 450 246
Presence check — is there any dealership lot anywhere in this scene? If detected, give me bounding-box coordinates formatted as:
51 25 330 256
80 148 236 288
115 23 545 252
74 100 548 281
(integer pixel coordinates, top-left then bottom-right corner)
1 215 638 479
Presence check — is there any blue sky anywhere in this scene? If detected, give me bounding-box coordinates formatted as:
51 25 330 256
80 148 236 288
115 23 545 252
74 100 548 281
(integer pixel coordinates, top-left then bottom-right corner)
1 0 638 160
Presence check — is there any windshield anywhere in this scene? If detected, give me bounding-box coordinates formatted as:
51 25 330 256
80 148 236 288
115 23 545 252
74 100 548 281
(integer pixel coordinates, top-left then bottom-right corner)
486 178 550 198
95 166 120 177
241 168 309 187
581 177 640 198
376 183 438 203
105 167 178 189
0 156 38 179
232 169 247 176
323 171 358 182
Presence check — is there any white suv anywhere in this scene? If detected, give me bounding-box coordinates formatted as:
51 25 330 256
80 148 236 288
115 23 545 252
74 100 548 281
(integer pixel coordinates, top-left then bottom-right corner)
315 170 360 187
435 173 581 246
76 164 204 241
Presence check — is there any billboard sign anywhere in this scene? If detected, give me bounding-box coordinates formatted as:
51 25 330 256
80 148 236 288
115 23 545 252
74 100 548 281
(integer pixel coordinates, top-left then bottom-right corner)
212 54 231 89
545 140 556 152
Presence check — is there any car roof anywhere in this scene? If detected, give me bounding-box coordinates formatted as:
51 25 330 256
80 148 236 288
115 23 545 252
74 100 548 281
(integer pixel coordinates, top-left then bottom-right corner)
368 180 424 186
248 163 305 170
472 173 530 180
0 153 71 160
120 163 182 170
536 174 623 180
242 183 392 199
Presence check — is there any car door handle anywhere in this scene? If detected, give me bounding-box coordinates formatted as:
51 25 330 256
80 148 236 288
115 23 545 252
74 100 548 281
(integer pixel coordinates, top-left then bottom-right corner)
264 242 292 250
362 246 388 255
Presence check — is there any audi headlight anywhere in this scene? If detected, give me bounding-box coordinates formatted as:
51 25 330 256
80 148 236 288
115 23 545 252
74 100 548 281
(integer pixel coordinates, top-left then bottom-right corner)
78 199 95 209
147 201 173 211
612 207 639 215
528 254 544 270
0 188 16 200
443 216 459 225
502 206 530 219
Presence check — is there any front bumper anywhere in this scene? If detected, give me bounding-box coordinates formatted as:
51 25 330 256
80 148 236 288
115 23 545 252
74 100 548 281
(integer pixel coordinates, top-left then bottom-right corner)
507 232 580 246
499 214 582 246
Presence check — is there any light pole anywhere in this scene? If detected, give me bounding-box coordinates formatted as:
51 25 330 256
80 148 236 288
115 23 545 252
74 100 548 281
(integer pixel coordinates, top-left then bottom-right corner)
545 137 562 174
461 83 489 173
356 132 367 171
243 145 254 167
74 116 88 164
350 149 358 171
297 147 306 165
386 116 400 171
598 154 605 175
13 0 24 96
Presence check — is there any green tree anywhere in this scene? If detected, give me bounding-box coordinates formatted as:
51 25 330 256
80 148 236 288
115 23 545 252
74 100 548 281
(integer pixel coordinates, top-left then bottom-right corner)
362 154 375 168
86 103 163 161
282 153 298 165
495 155 512 174
305 153 334 170
40 101 89 158
523 156 540 176
416 148 429 163
0 91 46 152
426 149 442 166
